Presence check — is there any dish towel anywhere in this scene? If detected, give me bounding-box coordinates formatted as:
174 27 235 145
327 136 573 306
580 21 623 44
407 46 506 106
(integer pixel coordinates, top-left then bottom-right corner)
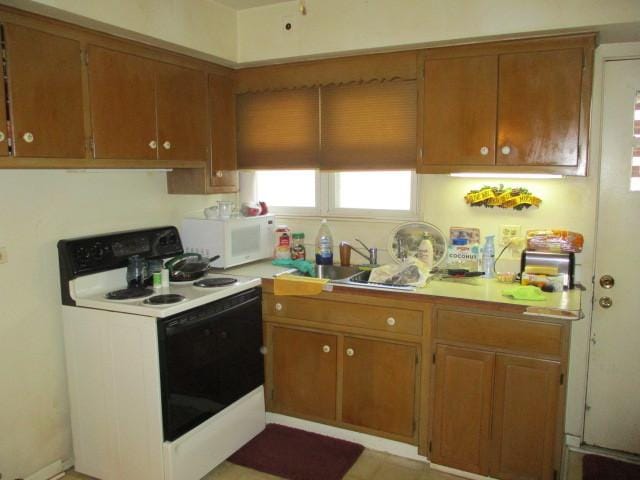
272 258 316 276
502 285 546 301
274 274 329 296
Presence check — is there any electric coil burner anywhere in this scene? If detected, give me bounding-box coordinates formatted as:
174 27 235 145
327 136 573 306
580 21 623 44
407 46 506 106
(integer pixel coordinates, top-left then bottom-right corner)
106 287 154 300
193 277 237 288
143 293 186 305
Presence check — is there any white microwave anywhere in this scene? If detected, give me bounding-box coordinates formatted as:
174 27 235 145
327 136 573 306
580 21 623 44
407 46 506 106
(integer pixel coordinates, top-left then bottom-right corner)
180 214 276 269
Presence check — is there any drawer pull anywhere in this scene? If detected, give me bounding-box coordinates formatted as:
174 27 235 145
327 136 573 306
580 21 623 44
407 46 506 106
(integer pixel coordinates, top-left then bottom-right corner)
215 170 224 178
0 131 5 142
274 302 283 311
162 140 172 150
480 146 489 155
346 348 355 357
322 345 331 353
23 132 34 143
149 140 157 149
500 145 512 155
386 317 396 326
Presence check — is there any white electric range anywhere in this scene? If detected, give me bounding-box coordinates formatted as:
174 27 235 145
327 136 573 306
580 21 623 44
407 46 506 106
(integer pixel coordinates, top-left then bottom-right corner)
58 226 266 480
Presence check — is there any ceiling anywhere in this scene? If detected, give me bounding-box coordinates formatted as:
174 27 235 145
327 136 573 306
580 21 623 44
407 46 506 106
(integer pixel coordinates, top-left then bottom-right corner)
212 0 293 10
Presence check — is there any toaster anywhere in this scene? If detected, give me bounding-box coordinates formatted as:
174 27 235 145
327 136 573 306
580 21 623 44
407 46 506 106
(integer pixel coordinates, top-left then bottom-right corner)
520 250 575 289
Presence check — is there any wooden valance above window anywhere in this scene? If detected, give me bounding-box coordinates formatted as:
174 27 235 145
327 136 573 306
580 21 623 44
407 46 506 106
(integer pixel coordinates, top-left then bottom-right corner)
236 87 319 169
320 79 417 170
236 50 417 94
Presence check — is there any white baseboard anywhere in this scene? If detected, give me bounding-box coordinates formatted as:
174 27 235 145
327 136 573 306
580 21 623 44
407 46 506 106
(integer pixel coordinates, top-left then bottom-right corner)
25 458 74 480
265 413 427 462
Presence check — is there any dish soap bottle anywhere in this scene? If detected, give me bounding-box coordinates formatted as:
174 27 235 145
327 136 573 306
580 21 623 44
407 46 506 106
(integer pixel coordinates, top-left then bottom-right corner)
482 235 495 279
416 233 434 271
315 219 334 265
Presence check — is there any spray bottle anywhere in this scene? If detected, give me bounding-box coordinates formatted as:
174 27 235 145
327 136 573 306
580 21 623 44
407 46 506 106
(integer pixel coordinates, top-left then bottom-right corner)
482 235 495 279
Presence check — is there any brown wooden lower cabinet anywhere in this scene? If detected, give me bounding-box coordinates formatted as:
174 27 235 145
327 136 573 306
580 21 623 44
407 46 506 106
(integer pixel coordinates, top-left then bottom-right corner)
431 344 562 480
342 336 417 437
266 320 420 442
271 326 337 421
491 354 560 480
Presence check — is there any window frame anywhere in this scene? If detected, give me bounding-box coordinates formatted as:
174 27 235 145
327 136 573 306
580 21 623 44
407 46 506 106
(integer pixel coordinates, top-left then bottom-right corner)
240 170 421 221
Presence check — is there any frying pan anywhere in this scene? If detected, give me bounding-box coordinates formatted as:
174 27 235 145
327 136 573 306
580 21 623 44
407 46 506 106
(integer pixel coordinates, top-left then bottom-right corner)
165 253 221 282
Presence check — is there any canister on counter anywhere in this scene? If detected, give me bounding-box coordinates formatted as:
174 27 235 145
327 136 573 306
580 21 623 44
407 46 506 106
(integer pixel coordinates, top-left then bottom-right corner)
291 232 306 260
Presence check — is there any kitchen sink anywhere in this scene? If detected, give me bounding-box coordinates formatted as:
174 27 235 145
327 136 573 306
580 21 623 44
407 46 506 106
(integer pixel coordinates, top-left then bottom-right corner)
344 269 416 291
310 264 362 280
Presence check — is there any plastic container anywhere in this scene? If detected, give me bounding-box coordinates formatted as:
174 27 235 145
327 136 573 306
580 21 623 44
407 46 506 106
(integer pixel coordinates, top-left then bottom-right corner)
415 233 434 270
315 219 334 265
446 239 480 271
482 235 496 279
274 225 292 260
291 232 306 260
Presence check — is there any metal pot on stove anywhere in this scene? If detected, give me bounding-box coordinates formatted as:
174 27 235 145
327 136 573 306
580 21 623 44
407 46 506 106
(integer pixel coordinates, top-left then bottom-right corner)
165 253 220 282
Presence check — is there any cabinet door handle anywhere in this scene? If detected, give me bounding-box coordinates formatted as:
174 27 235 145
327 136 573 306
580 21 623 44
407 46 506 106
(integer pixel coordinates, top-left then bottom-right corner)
163 141 171 150
322 345 331 353
149 140 158 149
274 302 283 311
500 145 511 155
386 317 396 326
0 131 5 142
23 132 34 143
215 170 224 178
346 348 355 357
480 146 489 155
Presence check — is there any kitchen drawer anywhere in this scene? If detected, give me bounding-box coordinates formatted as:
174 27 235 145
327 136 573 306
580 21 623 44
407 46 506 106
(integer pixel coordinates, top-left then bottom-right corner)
263 294 422 336
435 309 563 357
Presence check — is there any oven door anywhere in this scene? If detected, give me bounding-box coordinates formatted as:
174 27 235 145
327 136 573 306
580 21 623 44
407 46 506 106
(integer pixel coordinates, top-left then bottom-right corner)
157 288 263 441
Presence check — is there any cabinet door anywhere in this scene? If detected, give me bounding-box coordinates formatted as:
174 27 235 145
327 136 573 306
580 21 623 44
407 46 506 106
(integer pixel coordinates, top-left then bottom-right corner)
431 345 494 475
4 23 85 158
209 73 238 189
271 327 337 421
156 62 207 161
88 46 157 160
497 48 583 167
490 354 560 480
423 55 497 166
0 54 8 157
342 336 417 438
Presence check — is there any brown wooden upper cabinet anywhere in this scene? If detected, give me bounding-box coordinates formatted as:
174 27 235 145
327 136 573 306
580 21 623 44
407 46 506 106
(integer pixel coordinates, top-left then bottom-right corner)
3 23 85 158
88 45 207 162
420 34 595 176
209 73 238 190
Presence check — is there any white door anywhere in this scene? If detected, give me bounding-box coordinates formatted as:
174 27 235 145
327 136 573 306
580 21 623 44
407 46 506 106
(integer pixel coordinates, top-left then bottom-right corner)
584 58 640 454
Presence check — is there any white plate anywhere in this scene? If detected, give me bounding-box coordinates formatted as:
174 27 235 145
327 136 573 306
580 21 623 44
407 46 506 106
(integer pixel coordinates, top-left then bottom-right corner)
388 222 447 266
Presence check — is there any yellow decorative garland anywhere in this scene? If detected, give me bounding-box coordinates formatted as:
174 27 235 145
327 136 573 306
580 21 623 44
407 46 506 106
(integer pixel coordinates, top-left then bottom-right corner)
464 185 541 210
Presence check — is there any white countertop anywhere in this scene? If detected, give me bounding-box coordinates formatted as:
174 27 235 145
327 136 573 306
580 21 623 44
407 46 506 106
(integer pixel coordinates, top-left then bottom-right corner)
221 260 583 317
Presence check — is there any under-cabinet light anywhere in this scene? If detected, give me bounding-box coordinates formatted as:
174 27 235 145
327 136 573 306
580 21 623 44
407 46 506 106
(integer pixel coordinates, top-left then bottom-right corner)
450 173 563 179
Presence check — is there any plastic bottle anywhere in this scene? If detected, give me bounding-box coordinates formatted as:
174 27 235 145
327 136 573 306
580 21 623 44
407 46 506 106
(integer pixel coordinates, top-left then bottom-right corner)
416 233 434 271
315 219 334 265
482 235 496 279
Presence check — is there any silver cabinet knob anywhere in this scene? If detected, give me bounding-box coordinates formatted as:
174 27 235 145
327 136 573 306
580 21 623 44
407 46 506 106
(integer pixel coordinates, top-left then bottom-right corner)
599 297 613 309
346 348 355 357
162 141 171 150
149 140 157 149
386 317 396 326
274 302 283 311
322 345 331 353
480 146 489 156
215 170 224 178
23 132 34 143
599 275 615 289
500 145 511 155
0 131 5 142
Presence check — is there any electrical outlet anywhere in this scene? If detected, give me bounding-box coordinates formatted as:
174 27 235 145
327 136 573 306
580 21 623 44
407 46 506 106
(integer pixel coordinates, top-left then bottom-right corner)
0 246 7 264
500 225 521 247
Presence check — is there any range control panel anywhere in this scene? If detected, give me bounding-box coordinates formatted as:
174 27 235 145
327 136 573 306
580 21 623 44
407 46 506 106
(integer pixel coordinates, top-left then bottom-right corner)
58 226 183 278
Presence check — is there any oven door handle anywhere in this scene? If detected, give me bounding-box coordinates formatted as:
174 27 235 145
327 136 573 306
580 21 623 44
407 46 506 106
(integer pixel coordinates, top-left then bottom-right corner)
162 294 260 335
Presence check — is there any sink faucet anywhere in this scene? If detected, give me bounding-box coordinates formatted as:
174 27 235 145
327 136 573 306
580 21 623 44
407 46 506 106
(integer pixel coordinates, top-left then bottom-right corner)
342 239 378 265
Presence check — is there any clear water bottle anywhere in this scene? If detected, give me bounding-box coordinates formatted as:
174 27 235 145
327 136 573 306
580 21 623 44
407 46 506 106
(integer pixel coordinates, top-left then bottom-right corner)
482 235 496 279
315 219 334 265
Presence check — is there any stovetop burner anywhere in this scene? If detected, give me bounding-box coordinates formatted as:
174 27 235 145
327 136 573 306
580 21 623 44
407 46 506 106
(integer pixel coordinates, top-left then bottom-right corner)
143 294 186 305
193 277 237 288
106 287 154 300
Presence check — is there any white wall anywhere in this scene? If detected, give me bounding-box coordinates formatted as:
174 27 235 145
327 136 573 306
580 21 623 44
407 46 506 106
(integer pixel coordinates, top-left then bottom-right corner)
4 0 238 63
0 170 227 479
237 0 640 63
